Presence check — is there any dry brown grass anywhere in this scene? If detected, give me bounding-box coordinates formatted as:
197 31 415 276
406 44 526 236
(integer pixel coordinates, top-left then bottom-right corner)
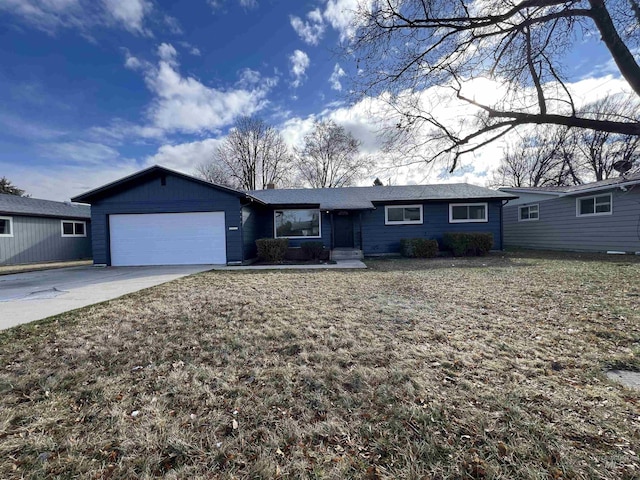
0 251 638 479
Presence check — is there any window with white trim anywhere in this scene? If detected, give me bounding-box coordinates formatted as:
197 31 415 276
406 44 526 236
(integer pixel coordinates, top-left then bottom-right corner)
0 216 13 237
449 203 488 223
519 204 539 221
384 205 423 225
577 194 612 216
61 220 86 237
274 209 321 238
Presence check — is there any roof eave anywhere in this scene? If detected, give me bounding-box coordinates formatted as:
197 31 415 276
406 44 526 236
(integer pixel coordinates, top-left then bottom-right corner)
557 179 640 197
71 165 247 203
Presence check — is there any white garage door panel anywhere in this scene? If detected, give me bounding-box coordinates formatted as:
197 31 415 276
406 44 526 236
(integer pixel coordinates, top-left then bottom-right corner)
110 212 226 266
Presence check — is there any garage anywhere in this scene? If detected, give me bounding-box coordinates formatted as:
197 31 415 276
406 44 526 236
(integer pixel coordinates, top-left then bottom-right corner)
109 212 226 266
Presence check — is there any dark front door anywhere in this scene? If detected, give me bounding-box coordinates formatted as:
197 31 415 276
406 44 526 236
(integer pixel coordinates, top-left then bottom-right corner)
333 212 354 248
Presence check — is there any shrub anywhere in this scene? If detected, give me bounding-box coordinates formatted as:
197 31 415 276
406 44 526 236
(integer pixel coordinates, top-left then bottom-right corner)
256 238 289 263
442 232 493 257
301 241 325 260
400 238 439 258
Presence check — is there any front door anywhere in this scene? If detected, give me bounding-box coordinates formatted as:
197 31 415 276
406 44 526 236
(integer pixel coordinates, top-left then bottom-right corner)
333 212 354 248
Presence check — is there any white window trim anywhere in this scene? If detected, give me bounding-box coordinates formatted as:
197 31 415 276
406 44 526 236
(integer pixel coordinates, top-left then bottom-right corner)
449 202 488 223
61 220 87 238
576 193 612 217
518 204 539 222
274 209 322 239
0 216 13 237
384 204 424 225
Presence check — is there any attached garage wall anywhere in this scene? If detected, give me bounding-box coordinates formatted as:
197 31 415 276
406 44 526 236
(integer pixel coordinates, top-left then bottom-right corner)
90 173 244 265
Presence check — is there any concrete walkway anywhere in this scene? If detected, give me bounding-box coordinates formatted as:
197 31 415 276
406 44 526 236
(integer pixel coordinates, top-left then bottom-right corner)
213 260 367 270
0 265 213 330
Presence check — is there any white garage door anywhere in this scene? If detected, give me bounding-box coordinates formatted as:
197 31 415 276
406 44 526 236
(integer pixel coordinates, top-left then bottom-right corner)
109 212 227 266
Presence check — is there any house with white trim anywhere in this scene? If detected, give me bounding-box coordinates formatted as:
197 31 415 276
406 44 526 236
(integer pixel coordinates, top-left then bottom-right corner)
0 194 92 265
499 172 640 254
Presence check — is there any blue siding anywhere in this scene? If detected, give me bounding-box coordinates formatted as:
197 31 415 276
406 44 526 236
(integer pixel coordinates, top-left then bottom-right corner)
90 173 244 264
361 201 503 255
0 215 92 265
253 202 501 254
241 206 261 260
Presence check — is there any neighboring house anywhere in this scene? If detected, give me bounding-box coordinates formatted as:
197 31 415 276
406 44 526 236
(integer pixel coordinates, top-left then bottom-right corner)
0 194 92 266
71 165 515 266
500 172 640 253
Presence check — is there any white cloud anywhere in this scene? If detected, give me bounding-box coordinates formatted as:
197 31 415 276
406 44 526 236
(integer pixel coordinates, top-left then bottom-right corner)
0 159 141 201
130 43 274 135
178 41 201 56
157 42 177 64
40 140 122 165
323 0 362 42
329 63 346 91
208 0 258 11
163 14 182 34
144 138 224 172
0 113 68 140
289 49 310 88
0 0 155 35
103 0 152 35
289 8 325 45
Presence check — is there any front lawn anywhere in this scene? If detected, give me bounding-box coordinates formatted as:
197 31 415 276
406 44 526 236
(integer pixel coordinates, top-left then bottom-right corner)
1 252 638 479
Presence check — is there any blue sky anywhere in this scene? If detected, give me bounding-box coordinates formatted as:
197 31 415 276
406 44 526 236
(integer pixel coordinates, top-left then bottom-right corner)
0 0 631 200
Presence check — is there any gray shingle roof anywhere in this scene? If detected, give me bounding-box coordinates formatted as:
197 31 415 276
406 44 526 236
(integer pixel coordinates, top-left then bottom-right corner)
0 194 91 219
499 171 640 196
249 183 515 210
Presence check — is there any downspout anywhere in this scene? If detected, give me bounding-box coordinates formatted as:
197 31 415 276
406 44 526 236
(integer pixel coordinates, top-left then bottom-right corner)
359 212 363 251
501 199 511 251
330 211 335 250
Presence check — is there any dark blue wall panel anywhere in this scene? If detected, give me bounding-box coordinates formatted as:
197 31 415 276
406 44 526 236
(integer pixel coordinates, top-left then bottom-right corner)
90 173 244 264
361 201 503 254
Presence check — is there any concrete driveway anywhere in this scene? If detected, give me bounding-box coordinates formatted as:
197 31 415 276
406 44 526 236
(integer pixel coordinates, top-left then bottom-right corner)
0 265 214 330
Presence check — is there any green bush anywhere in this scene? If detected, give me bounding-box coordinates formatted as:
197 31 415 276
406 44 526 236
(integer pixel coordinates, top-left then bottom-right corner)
301 241 325 260
400 238 439 258
442 232 493 257
256 238 289 263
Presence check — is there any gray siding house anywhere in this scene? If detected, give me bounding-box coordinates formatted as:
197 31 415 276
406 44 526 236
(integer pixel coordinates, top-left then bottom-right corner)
500 172 640 253
0 194 92 266
72 165 514 266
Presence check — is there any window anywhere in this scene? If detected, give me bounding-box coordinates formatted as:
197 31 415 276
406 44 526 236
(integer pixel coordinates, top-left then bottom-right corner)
61 220 87 237
0 216 13 237
274 209 321 238
384 205 423 225
449 203 488 223
577 194 612 217
519 204 539 221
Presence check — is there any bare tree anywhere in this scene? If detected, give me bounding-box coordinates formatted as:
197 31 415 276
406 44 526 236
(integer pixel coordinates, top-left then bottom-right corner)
489 126 580 187
492 93 640 187
294 120 372 188
195 162 236 188
349 0 640 171
0 177 27 196
573 94 640 180
197 116 293 190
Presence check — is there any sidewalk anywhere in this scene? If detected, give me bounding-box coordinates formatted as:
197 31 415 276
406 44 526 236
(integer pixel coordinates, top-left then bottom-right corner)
213 260 367 270
0 260 93 276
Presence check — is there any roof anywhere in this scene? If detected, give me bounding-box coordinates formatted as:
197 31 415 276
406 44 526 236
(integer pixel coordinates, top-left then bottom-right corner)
0 194 90 219
499 171 640 197
248 183 516 210
71 165 246 203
